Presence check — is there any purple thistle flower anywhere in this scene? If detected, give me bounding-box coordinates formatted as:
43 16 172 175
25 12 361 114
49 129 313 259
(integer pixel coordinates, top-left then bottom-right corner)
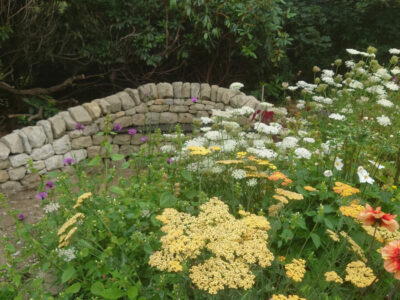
18 213 25 221
167 157 172 164
393 76 398 82
141 136 147 142
191 97 197 103
45 181 55 189
128 128 137 135
113 123 123 132
35 192 48 200
63 158 75 166
75 123 85 130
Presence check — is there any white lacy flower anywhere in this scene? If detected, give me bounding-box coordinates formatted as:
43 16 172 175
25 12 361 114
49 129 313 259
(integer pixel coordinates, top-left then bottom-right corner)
210 165 224 174
253 122 280 135
349 80 364 89
160 144 176 154
204 130 227 141
200 127 212 132
184 136 208 147
232 169 246 180
56 247 76 262
246 178 258 187
389 48 400 55
376 115 391 126
334 157 343 171
232 106 255 116
391 67 400 75
329 113 346 121
324 170 333 177
366 85 386 95
385 82 399 91
43 203 60 214
269 107 287 116
303 137 315 143
294 147 312 159
377 99 394 108
322 69 334 77
281 136 298 149
322 76 335 85
211 109 233 119
312 96 333 105
221 121 240 130
200 117 214 124
219 139 237 152
345 60 355 68
247 147 278 160
346 49 360 55
229 82 244 90
288 86 299 91
376 68 392 80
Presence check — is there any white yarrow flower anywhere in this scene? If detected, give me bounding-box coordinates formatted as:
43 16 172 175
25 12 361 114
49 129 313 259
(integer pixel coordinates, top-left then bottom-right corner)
247 178 258 187
229 82 244 90
43 203 60 214
377 99 394 108
376 115 391 126
231 169 246 180
200 117 214 124
294 147 312 159
329 113 346 121
389 48 400 55
346 49 360 55
385 82 399 91
56 247 76 262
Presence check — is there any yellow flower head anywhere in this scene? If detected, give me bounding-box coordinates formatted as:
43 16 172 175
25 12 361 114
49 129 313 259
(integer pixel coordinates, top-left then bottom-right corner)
272 295 306 300
326 229 340 242
216 160 244 165
333 182 360 197
304 186 317 192
339 204 365 219
324 271 343 284
345 260 376 288
237 152 247 158
275 188 304 200
273 194 289 204
73 192 92 209
285 258 306 282
57 213 85 236
209 146 221 151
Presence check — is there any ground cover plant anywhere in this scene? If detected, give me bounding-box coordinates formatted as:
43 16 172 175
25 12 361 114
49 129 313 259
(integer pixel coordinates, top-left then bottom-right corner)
2 46 400 299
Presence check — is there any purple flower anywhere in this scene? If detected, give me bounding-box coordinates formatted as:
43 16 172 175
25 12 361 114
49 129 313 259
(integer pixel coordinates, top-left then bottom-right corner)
35 192 48 200
18 213 25 221
167 158 172 164
141 136 147 142
45 181 55 189
128 128 137 135
144 92 149 96
75 123 85 130
191 97 197 103
393 76 398 82
63 158 75 166
113 123 123 132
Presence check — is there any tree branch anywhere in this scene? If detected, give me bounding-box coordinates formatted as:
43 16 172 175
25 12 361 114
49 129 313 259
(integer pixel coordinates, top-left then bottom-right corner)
0 74 86 96
8 106 43 122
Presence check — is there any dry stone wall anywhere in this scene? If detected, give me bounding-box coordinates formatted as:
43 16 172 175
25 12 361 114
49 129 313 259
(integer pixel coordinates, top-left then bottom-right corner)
0 82 262 193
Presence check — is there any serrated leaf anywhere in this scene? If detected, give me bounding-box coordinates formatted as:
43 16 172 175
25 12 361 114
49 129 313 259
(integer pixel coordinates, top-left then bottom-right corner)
181 170 192 182
66 282 81 294
101 287 125 299
111 153 125 161
91 281 104 296
160 192 176 208
310 233 321 249
127 286 138 299
121 161 130 169
110 186 125 196
88 156 101 166
61 265 76 283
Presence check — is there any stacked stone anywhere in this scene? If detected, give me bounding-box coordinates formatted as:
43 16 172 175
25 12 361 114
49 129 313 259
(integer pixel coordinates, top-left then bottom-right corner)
0 82 261 193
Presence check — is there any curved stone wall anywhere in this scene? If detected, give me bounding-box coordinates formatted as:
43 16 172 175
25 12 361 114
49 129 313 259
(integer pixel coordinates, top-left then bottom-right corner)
0 82 262 193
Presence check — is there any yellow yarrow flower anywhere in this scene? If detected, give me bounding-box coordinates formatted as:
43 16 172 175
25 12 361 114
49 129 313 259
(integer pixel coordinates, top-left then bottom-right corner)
273 194 289 204
285 259 306 282
237 152 247 158
345 260 376 288
304 186 317 192
333 182 360 197
268 203 284 217
209 146 221 151
272 295 306 300
326 229 340 242
216 160 244 165
324 271 343 283
339 204 364 219
57 213 85 236
340 231 367 262
73 192 92 209
275 188 304 200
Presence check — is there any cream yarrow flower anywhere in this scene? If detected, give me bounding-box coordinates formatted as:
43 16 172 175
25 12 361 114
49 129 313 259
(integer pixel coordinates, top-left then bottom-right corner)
285 259 306 282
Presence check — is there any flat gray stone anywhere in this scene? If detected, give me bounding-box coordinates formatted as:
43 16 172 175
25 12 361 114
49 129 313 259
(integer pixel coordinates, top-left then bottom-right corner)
131 134 145 145
57 111 76 131
105 95 122 113
173 99 185 105
0 170 9 183
113 134 131 145
72 136 92 149
0 159 10 170
48 115 66 138
83 102 102 119
191 83 200 99
217 87 228 103
157 82 173 98
32 160 46 171
64 149 87 163
182 82 191 98
83 123 99 136
149 105 169 112
53 135 71 155
114 116 134 128
118 91 136 110
21 126 47 148
243 96 259 109
9 153 30 168
0 142 10 160
69 130 82 138
170 105 188 112
200 83 211 100
87 146 101 158
138 83 158 101
145 112 160 125
93 135 112 146
8 167 26 181
14 129 32 154
93 98 111 114
135 103 148 113
211 85 219 102
1 133 24 154
131 114 145 126
124 88 141 105
109 111 125 122
120 145 137 156
37 120 54 143
191 103 205 110
178 113 193 123
31 144 55 161
68 105 93 125
0 181 22 193
172 82 183 98
160 112 178 124
197 111 209 118
214 103 225 110
45 155 64 171
125 108 136 115
21 173 41 188
222 89 237 104
230 93 246 108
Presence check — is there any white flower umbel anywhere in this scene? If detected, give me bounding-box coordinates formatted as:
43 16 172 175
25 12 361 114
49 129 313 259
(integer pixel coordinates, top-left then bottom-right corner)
303 137 315 144
357 167 374 184
334 157 344 171
294 147 312 159
389 48 400 55
200 117 214 124
281 136 299 149
377 99 394 108
246 178 258 187
232 169 246 180
184 136 208 147
253 122 280 135
200 127 212 132
384 82 399 91
324 170 333 177
345 60 355 68
376 115 391 127
229 82 244 90
391 67 400 75
346 49 361 55
43 203 60 214
56 247 76 262
329 113 346 121
247 147 278 160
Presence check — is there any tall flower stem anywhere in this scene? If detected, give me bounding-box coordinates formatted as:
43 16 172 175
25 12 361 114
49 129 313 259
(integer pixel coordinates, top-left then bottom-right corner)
387 281 400 300
366 225 377 266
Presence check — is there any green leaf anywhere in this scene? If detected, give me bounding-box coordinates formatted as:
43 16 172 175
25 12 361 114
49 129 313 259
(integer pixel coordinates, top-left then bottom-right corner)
101 287 125 299
91 281 104 296
181 170 192 182
88 155 101 166
61 265 76 283
160 192 177 208
5 243 16 253
127 286 138 299
110 186 125 196
310 233 321 249
105 142 112 155
121 161 130 169
66 282 81 294
111 153 125 161
47 171 60 178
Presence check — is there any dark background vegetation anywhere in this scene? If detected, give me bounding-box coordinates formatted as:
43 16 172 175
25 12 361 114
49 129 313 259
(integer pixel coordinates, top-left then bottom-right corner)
0 0 399 132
